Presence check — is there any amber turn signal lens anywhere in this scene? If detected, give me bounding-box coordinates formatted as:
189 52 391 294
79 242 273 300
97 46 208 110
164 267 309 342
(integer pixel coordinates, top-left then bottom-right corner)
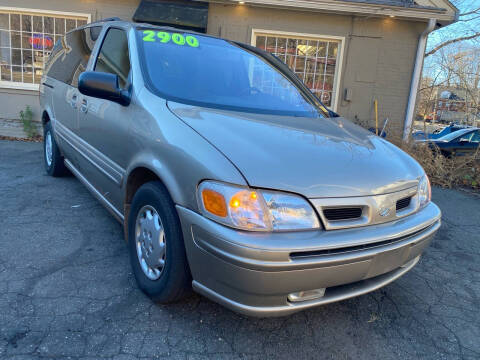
202 189 228 217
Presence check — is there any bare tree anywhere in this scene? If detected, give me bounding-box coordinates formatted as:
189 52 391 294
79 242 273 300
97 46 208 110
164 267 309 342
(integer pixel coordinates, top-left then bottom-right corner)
414 1 480 131
426 32 480 57
425 1 480 58
418 45 480 127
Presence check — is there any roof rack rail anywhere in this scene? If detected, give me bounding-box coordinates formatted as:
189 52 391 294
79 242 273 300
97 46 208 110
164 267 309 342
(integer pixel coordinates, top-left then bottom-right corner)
89 17 122 24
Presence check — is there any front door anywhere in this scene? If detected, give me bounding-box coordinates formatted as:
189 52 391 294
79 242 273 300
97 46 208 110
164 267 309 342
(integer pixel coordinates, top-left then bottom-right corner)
468 130 480 155
76 27 133 212
452 131 479 156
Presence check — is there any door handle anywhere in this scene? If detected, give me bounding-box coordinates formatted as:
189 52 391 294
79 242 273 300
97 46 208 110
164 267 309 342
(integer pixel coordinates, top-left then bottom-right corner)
71 94 78 109
80 99 88 113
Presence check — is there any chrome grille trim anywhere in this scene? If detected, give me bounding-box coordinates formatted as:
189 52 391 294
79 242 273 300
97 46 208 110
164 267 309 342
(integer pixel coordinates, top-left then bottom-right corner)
311 186 419 230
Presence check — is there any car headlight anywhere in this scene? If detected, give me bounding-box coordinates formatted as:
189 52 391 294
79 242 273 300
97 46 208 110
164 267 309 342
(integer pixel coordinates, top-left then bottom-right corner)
197 181 320 231
418 174 431 209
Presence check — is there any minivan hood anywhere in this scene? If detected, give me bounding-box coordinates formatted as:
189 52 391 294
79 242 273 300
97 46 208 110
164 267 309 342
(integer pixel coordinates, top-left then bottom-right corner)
168 102 423 198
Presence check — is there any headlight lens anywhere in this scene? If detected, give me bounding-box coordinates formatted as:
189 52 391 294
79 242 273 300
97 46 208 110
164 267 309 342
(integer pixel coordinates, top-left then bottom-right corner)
197 181 320 231
418 174 431 208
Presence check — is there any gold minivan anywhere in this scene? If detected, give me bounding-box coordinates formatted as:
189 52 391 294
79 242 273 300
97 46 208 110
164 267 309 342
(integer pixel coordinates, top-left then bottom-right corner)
40 19 441 317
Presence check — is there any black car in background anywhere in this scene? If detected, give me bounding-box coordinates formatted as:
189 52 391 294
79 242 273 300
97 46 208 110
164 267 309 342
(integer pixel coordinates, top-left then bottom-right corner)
422 128 480 157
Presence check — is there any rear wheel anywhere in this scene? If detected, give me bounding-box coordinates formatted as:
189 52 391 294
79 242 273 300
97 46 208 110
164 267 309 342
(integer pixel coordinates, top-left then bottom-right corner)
43 122 67 177
128 181 191 303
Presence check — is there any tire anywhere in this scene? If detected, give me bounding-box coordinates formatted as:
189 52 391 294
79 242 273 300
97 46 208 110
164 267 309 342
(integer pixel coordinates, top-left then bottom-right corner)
128 181 191 303
43 122 67 177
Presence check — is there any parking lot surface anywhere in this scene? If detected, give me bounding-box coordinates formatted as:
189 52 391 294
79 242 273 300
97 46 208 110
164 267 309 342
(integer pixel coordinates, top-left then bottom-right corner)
0 139 479 360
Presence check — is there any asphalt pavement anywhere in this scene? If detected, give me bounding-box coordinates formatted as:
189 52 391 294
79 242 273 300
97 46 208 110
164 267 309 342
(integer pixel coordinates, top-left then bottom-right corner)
0 140 479 360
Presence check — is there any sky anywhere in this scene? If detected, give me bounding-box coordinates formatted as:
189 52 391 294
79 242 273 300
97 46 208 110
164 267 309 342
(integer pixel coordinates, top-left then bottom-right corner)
426 0 479 52
423 0 480 81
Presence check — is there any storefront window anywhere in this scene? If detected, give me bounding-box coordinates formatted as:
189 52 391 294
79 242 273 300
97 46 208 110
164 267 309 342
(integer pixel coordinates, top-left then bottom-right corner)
0 10 88 89
254 32 341 107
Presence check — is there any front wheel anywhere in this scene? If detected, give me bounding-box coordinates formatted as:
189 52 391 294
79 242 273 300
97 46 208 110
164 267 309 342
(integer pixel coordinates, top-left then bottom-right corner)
128 181 191 303
43 122 67 177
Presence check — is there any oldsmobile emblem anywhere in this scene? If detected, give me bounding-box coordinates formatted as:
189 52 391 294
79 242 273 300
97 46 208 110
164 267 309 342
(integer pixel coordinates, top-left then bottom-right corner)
379 207 391 217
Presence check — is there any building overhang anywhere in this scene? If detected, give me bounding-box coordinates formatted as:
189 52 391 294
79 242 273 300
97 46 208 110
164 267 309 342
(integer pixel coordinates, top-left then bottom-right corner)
134 0 209 32
202 0 458 26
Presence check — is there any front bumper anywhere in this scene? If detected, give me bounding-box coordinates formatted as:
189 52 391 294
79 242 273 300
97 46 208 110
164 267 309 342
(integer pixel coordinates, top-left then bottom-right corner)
177 202 441 317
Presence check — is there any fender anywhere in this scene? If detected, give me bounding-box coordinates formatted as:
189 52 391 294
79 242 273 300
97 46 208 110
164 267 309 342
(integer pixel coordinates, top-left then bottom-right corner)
124 152 188 209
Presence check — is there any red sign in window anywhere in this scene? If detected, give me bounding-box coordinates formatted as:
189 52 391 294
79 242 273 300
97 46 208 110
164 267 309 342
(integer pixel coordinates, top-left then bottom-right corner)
29 34 54 50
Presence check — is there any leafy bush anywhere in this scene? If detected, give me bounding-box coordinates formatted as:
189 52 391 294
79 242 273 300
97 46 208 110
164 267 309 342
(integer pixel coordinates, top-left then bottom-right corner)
19 106 38 138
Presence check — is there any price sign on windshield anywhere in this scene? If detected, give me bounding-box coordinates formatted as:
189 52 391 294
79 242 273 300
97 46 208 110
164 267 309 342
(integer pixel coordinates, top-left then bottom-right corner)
142 30 199 48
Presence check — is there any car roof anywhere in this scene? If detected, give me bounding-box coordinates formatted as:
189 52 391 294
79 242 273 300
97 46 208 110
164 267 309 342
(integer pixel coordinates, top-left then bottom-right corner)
443 128 479 139
69 18 226 42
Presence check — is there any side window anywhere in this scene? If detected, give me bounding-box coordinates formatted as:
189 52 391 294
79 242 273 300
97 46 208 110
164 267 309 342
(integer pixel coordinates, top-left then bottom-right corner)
471 131 480 143
44 40 64 80
95 28 131 89
458 132 474 142
45 26 102 86
71 26 103 87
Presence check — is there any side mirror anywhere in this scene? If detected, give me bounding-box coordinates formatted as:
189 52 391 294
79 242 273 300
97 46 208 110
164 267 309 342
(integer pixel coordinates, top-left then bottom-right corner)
459 138 470 143
78 71 131 106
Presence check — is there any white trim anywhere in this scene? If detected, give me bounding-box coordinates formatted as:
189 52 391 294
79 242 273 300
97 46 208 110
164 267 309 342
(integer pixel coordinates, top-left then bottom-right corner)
251 28 345 43
0 81 39 91
403 18 436 141
0 7 90 91
0 6 91 22
204 0 456 24
251 28 345 111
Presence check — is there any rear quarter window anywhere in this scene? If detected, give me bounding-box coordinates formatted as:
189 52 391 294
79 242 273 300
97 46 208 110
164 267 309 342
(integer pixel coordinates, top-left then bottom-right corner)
44 26 102 87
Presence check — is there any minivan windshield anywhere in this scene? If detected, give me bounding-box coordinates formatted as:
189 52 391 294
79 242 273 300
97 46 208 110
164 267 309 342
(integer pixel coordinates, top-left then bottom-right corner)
137 29 326 117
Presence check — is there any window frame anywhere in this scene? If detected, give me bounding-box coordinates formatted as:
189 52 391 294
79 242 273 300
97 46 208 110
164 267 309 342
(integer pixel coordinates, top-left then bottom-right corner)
471 130 480 143
93 26 133 91
0 6 91 91
44 25 103 88
250 28 345 112
457 131 475 143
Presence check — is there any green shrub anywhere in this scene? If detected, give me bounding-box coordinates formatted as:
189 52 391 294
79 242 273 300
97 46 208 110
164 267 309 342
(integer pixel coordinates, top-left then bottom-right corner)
20 105 38 138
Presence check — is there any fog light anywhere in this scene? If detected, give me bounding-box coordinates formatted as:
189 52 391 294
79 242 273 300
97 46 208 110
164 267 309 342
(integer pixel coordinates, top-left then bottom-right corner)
288 288 326 302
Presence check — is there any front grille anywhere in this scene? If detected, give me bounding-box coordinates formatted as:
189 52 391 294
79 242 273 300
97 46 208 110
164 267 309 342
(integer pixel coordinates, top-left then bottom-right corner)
396 196 411 211
323 207 362 221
